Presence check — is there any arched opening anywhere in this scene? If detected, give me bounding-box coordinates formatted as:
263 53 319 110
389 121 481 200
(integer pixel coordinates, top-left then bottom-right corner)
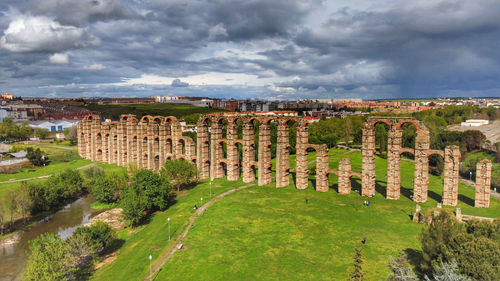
154 155 160 171
328 171 339 192
143 153 148 168
154 137 160 157
219 141 227 159
97 149 102 161
428 153 445 202
350 175 362 194
179 139 186 155
306 146 318 189
219 161 227 177
400 150 415 199
132 136 138 162
166 138 173 154
142 137 148 156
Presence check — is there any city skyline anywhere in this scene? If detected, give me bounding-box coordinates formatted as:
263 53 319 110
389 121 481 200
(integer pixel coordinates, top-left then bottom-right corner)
1 0 500 99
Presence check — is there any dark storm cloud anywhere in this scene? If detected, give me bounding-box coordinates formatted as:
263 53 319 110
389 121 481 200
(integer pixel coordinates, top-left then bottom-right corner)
1 0 500 98
171 78 188 87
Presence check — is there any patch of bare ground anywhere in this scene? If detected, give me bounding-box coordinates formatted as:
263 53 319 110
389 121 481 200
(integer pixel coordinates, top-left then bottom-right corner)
448 120 500 143
84 208 125 230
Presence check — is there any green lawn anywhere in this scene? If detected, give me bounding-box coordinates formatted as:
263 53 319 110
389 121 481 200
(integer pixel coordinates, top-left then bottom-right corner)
0 143 91 182
90 149 499 281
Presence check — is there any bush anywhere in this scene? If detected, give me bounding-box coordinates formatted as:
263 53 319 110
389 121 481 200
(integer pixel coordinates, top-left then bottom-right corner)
161 159 198 192
90 172 126 204
26 147 48 166
72 221 116 253
121 169 173 226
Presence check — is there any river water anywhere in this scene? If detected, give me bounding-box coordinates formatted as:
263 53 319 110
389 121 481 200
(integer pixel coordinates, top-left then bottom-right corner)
0 195 103 281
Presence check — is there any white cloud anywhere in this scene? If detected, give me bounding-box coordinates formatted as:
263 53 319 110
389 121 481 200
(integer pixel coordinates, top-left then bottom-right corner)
83 64 106 70
0 14 98 52
208 23 228 40
48 53 69 64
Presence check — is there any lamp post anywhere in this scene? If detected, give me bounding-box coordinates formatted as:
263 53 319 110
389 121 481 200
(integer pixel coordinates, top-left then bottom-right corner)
210 180 212 198
168 217 171 241
469 171 472 181
149 254 152 281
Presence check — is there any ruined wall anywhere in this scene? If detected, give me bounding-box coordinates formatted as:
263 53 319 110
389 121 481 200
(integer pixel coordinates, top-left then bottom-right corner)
78 114 196 171
475 159 492 208
79 113 491 208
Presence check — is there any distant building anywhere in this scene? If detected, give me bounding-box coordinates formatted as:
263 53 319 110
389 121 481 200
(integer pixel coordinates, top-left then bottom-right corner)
461 119 489 127
29 120 79 132
1 93 14 100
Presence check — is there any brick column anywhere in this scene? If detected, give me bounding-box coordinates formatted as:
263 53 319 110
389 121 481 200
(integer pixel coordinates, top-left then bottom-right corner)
210 119 223 180
102 125 110 163
138 123 147 168
275 121 290 188
258 123 272 186
226 119 239 181
386 127 402 199
338 158 352 194
315 145 329 192
413 127 430 202
77 121 85 158
91 119 99 161
158 123 166 168
361 122 376 196
443 145 460 206
475 159 492 208
196 119 210 179
242 122 256 183
295 121 309 190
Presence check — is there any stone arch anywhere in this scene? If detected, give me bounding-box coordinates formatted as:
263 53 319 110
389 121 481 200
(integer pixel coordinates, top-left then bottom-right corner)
178 138 186 155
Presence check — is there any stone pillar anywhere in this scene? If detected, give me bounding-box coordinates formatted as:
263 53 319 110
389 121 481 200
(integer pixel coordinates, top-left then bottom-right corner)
443 145 460 206
242 122 256 183
475 159 492 208
386 126 402 200
138 122 147 168
258 123 272 186
295 121 309 190
361 122 376 196
158 123 166 168
226 119 239 181
90 118 99 161
196 120 210 180
338 158 352 194
413 127 430 202
275 122 290 188
102 125 110 163
210 119 223 180
77 121 85 158
147 125 155 170
315 145 329 192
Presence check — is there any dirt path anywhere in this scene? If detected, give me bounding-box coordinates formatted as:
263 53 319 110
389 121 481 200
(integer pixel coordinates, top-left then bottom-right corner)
0 163 95 184
148 183 256 280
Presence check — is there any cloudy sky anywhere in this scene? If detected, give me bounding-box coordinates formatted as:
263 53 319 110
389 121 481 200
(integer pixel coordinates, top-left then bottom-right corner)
1 0 499 100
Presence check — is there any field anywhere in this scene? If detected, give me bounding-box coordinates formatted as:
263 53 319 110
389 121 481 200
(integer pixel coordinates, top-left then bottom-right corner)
91 149 500 281
81 103 225 122
0 143 91 222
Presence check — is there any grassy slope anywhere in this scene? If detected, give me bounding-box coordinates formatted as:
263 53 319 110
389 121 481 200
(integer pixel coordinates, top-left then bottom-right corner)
89 178 247 281
92 149 499 281
82 103 224 121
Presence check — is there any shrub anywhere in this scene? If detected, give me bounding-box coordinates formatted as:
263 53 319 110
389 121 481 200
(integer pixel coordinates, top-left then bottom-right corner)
161 159 198 192
26 147 48 166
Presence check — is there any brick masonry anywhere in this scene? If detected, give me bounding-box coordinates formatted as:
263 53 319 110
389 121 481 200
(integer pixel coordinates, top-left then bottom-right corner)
79 113 491 208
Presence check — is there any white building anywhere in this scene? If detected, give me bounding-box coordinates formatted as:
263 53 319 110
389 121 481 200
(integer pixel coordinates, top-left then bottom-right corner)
28 120 79 132
461 119 489 127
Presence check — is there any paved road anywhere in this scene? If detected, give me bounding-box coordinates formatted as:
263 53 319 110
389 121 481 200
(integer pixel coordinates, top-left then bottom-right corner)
0 163 95 184
148 183 256 280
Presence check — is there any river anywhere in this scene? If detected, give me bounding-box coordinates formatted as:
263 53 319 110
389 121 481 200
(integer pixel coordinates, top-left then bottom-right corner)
0 195 104 281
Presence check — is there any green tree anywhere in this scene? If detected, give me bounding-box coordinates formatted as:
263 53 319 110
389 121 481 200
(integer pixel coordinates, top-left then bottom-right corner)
386 252 418 281
375 123 388 154
82 165 105 186
0 205 5 235
17 182 33 222
161 159 198 192
349 247 364 281
23 233 75 281
420 210 464 273
90 174 123 203
26 147 48 166
121 169 173 226
66 125 78 145
7 190 18 226
33 128 49 139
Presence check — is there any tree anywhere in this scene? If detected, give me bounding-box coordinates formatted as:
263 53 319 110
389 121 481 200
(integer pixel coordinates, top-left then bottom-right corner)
0 205 5 235
349 247 364 281
17 182 33 222
90 176 119 203
66 125 78 145
420 210 463 273
82 165 105 186
161 159 198 192
7 190 18 227
33 128 49 139
121 169 173 226
375 123 388 154
23 233 75 281
424 261 471 281
495 142 500 162
386 252 418 281
26 147 48 166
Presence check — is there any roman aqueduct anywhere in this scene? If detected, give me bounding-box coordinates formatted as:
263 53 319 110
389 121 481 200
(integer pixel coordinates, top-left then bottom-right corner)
78 113 492 208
